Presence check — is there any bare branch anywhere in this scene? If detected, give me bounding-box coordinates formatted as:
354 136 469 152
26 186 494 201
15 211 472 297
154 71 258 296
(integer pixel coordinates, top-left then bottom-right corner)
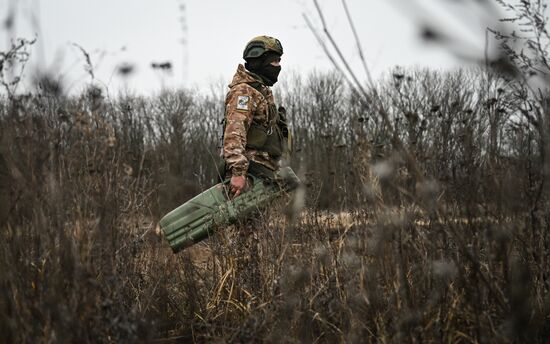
341 0 374 88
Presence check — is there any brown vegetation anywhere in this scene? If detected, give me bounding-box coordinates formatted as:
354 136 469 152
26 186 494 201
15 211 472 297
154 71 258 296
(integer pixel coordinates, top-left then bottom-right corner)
0 62 549 342
1 1 550 342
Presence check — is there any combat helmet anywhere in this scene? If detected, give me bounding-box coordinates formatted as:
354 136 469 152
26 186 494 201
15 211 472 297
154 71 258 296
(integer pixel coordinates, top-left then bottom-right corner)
243 35 283 60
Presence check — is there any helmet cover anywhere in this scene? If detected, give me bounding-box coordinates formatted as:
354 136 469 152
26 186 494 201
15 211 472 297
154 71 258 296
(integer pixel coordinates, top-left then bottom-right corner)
243 35 283 60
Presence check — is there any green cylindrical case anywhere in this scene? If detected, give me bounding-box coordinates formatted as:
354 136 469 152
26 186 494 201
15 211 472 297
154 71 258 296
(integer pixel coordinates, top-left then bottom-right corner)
159 167 300 253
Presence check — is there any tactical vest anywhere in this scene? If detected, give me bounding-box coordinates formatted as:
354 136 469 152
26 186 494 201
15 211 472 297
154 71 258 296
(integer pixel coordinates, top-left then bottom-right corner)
224 81 292 160
245 82 291 159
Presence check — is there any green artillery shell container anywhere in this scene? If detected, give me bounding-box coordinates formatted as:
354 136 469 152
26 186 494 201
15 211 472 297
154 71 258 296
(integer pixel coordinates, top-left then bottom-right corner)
159 166 300 253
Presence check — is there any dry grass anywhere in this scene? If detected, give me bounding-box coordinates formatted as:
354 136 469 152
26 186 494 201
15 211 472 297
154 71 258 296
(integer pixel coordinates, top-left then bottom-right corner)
0 65 549 343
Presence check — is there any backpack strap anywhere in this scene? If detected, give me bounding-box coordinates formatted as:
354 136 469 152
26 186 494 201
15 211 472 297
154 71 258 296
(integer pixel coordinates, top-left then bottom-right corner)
247 81 263 92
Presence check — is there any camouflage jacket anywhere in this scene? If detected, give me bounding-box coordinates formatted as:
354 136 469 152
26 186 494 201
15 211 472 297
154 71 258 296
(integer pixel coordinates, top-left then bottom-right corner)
223 64 280 177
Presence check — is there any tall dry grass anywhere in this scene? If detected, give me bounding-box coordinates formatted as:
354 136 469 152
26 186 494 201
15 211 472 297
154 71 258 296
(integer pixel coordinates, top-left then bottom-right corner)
0 59 549 343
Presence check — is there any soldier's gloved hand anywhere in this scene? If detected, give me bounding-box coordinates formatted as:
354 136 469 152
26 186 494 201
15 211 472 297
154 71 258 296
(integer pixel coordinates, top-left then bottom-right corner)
230 175 247 198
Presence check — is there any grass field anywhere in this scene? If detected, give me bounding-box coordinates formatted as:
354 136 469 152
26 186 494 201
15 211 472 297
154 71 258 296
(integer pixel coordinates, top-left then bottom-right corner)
1 61 550 342
3 2 550 336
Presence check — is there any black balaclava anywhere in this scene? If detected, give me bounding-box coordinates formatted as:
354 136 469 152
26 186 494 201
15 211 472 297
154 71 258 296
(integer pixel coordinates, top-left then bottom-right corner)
245 52 281 86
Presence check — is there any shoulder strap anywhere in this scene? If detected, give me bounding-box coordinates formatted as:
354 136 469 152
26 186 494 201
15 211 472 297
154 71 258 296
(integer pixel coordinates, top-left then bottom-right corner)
247 81 271 102
247 81 263 93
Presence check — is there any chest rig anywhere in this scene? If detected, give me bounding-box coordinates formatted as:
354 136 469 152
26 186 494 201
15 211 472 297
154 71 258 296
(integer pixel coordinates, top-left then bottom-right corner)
241 81 291 159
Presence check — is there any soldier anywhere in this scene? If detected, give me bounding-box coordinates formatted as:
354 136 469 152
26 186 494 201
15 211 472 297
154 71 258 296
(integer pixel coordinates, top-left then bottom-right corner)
158 36 298 255
223 35 291 197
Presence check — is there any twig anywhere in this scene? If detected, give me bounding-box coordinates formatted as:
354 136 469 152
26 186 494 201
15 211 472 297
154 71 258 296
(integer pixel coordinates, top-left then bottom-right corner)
302 13 356 93
341 0 375 88
312 0 369 100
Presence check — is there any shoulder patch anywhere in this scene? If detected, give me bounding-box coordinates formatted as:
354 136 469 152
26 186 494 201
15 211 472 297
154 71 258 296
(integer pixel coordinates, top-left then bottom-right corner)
236 95 250 110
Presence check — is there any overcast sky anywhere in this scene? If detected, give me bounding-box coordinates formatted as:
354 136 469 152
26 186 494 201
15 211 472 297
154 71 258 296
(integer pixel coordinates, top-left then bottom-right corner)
0 0 498 95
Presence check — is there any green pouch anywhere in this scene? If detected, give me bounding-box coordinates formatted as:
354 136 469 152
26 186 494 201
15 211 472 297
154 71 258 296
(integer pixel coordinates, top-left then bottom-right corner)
246 122 268 149
263 126 284 158
245 106 291 158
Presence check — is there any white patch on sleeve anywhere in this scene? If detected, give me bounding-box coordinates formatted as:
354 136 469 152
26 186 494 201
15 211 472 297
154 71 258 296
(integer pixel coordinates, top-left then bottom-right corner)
236 96 250 110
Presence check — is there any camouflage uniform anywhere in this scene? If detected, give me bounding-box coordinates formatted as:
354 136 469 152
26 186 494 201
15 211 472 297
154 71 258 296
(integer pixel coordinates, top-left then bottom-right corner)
221 36 290 291
223 64 281 177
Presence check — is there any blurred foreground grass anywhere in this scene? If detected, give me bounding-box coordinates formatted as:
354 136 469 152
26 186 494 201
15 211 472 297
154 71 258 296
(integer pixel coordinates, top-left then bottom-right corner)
1 67 549 342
